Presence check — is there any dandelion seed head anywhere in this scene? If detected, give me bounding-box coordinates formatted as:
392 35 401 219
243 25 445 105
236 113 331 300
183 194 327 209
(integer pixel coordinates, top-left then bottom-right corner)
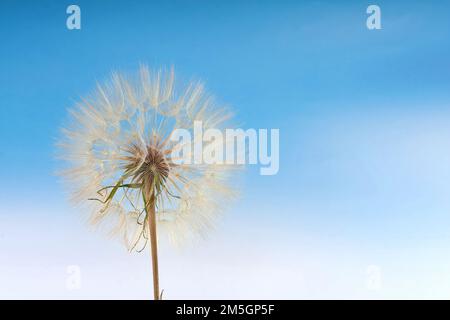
58 66 238 250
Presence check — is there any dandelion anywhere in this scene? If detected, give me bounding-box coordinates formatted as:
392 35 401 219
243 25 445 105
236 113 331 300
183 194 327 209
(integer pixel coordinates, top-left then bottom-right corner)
57 66 238 299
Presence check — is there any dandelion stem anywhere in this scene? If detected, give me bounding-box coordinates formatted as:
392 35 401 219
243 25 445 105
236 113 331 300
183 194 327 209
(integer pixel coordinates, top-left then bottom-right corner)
145 193 160 300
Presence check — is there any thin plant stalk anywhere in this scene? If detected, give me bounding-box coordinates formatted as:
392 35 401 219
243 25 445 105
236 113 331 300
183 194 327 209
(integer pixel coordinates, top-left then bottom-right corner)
145 193 160 300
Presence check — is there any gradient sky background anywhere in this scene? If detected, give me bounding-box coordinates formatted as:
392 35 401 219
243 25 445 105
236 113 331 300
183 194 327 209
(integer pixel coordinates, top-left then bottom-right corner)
2 0 450 299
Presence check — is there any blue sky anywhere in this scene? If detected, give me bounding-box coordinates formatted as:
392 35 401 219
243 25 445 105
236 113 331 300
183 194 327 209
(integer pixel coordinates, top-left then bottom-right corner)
1 0 450 299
